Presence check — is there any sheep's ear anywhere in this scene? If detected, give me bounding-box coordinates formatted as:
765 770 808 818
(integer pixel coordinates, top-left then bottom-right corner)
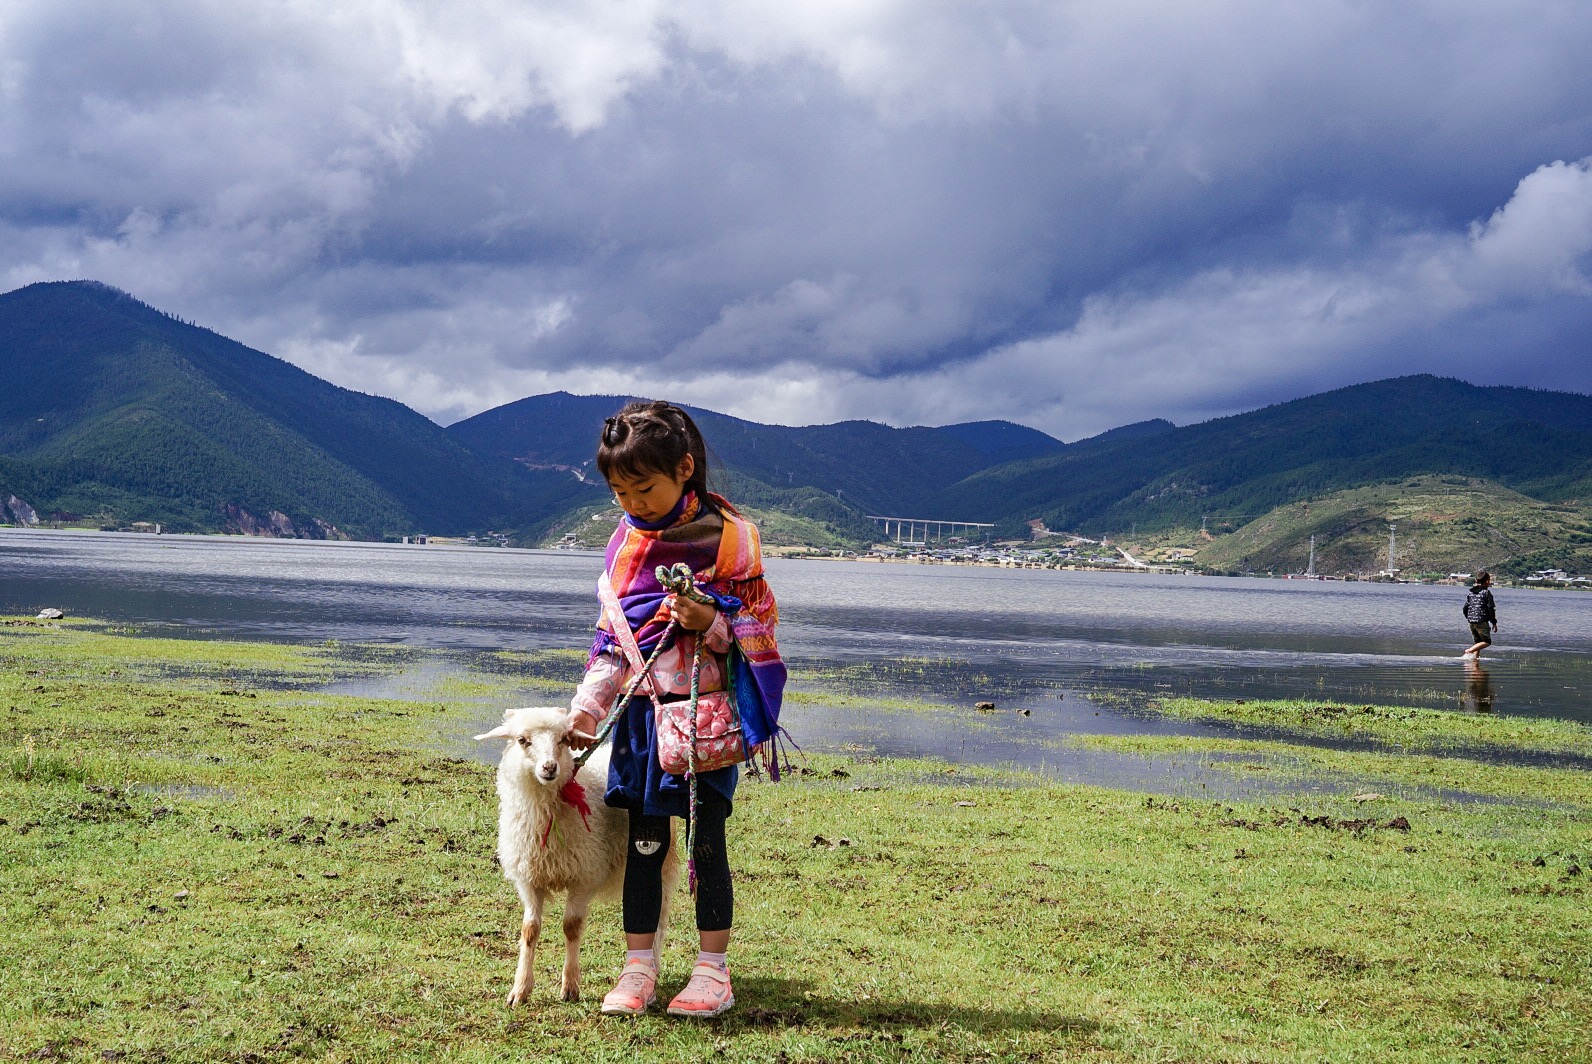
474 724 515 741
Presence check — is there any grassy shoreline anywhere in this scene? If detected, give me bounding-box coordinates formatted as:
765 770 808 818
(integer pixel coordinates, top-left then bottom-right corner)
1148 695 1592 760
4 620 1590 1062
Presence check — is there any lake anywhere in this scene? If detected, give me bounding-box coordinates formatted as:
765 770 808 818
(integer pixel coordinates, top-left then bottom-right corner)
4 528 1590 796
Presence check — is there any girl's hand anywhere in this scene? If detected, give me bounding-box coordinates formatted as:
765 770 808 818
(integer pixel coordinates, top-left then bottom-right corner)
567 710 599 750
670 593 717 632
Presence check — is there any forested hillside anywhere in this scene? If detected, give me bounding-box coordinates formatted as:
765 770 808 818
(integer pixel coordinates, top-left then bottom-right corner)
0 281 596 537
1184 476 1592 578
936 376 1592 537
5 280 1590 574
446 391 1066 516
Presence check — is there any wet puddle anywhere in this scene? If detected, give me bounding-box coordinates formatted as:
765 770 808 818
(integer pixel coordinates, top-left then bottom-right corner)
296 649 1574 805
130 782 236 802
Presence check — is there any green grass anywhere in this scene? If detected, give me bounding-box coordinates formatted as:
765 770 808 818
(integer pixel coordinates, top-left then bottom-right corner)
1074 732 1592 807
3 620 1590 1062
795 657 1006 701
1150 695 1592 759
783 687 977 716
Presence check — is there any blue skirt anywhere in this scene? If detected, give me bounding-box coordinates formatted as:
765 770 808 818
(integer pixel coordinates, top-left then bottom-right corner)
605 695 737 819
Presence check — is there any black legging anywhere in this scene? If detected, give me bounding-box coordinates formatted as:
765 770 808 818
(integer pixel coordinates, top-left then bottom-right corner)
623 799 732 935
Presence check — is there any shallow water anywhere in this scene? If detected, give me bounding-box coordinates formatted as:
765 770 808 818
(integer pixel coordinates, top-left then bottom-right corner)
772 558 1592 723
4 529 1590 795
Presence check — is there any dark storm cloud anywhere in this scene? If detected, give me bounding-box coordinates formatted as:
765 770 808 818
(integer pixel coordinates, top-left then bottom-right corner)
2 1 1590 438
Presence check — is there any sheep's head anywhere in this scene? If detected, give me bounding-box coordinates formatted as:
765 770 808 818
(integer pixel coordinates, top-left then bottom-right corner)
475 706 575 788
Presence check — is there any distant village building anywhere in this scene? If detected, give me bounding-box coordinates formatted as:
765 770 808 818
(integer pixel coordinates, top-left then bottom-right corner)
1524 568 1588 584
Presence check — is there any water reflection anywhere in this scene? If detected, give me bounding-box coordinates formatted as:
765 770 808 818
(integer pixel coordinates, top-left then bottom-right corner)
1461 660 1496 714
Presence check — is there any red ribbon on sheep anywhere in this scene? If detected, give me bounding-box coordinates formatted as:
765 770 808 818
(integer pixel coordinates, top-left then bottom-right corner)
539 779 594 850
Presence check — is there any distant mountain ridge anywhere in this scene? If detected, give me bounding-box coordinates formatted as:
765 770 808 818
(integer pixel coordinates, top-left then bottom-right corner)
4 280 1591 577
447 393 1066 516
0 281 595 537
935 375 1592 536
0 281 1068 541
443 378 1592 574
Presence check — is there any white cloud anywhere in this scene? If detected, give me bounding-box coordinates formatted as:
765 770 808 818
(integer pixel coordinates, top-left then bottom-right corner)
392 0 668 130
1467 158 1592 295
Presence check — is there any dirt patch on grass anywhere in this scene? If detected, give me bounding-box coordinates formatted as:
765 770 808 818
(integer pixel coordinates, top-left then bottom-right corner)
1217 809 1411 833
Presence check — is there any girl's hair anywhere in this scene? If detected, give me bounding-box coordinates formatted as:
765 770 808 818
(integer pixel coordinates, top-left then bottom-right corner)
597 400 711 501
1475 570 1491 585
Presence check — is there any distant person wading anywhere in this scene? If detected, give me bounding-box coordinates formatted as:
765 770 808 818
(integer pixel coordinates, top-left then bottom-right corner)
1462 571 1498 659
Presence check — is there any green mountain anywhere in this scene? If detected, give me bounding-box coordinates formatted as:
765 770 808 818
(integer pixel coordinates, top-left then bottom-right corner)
938 376 1592 537
6 280 1588 574
445 392 876 543
446 392 1066 519
0 281 597 537
1178 475 1592 578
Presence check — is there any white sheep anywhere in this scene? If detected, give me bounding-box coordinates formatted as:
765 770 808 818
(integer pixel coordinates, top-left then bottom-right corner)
476 706 675 1006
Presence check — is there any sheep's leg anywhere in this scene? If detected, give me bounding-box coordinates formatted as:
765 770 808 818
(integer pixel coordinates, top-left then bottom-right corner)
559 890 595 1002
508 886 546 1007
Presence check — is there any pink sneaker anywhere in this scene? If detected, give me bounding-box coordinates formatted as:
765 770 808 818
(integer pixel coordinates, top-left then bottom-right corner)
666 963 734 1018
600 960 657 1016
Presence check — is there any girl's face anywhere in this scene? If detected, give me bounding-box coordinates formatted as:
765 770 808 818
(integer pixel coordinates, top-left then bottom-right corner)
608 455 694 524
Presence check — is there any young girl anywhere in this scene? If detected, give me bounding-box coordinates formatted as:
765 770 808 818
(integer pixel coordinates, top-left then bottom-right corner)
566 400 784 1019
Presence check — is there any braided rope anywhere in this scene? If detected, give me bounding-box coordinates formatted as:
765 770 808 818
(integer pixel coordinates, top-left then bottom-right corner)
657 564 717 894
571 562 718 894
570 615 677 773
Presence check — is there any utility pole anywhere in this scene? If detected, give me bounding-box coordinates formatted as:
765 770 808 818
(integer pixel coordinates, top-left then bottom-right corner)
1307 534 1316 577
1387 523 1397 577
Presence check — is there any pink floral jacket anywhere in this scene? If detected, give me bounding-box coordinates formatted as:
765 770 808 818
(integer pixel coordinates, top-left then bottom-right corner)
569 611 732 723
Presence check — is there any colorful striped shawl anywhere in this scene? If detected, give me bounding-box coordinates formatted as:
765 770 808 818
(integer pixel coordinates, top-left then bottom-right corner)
589 494 785 748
